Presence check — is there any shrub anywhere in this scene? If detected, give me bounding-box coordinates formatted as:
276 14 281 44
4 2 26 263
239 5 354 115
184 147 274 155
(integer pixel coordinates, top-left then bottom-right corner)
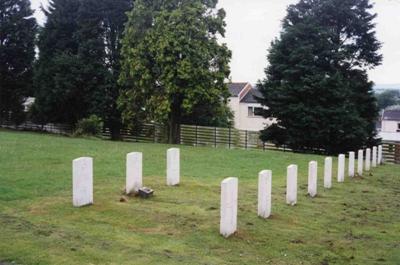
74 115 103 137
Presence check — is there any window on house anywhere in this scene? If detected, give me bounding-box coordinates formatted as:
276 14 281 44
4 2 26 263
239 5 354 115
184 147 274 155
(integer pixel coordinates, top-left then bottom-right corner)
248 107 253 117
254 107 263 116
397 123 400 132
248 107 263 117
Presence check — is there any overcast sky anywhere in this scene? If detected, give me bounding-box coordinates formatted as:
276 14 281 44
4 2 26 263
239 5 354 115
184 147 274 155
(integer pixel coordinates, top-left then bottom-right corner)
30 0 400 85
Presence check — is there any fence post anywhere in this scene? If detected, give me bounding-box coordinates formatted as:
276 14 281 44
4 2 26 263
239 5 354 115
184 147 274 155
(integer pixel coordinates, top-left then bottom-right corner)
228 127 231 149
195 125 198 146
153 124 157 143
245 130 248 150
178 124 181 145
214 127 217 148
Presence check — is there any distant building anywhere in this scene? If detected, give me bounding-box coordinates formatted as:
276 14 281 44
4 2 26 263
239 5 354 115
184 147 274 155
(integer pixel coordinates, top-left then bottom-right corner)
227 82 276 131
23 97 35 112
379 105 400 142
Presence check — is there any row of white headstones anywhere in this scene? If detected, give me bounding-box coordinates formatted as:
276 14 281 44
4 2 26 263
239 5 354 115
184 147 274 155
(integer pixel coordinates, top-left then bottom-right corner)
72 148 180 207
220 145 384 238
72 145 383 238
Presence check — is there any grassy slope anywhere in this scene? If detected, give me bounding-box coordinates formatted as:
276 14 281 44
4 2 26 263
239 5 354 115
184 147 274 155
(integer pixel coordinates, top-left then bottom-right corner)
0 129 399 265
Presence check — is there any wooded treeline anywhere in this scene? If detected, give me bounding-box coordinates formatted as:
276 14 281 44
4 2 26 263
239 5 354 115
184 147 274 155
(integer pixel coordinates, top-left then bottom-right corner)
0 0 382 153
1 0 233 142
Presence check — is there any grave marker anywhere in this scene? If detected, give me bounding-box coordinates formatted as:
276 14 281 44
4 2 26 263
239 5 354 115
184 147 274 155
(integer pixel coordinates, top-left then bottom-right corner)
357 150 363 176
378 145 383 165
258 170 272 219
365 148 371 171
348 151 355 177
126 152 143 194
372 146 377 167
324 157 332 189
167 148 180 186
337 154 345 182
220 177 238 238
286 165 297 206
308 161 317 197
72 157 93 207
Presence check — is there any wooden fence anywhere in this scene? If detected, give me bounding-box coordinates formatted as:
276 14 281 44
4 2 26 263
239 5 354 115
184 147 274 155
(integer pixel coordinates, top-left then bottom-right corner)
2 120 400 163
382 141 400 164
101 123 290 151
0 120 72 135
179 124 290 151
102 124 167 143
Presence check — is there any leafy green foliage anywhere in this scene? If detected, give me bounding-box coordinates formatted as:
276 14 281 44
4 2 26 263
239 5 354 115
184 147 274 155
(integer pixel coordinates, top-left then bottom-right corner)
258 0 382 154
74 115 103 136
375 90 400 110
0 0 36 124
119 0 232 143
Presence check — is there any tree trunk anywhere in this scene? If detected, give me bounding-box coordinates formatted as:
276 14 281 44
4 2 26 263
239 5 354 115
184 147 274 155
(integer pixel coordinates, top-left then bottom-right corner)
109 119 122 140
168 98 182 144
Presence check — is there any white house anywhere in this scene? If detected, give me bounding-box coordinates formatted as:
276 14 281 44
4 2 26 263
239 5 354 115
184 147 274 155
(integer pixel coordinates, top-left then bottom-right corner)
379 105 400 141
227 82 275 131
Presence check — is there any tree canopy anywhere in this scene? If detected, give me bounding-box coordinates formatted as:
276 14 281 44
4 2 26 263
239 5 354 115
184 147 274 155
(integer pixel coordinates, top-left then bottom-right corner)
32 0 132 139
0 0 36 123
119 0 232 143
376 89 400 110
258 0 382 154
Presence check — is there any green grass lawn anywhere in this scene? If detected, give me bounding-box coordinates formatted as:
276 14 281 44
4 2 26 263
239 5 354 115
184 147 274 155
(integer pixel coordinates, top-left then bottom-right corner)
0 129 399 265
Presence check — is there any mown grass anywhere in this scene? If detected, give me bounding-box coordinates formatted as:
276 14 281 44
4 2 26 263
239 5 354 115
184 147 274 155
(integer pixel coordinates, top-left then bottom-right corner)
0 129 399 265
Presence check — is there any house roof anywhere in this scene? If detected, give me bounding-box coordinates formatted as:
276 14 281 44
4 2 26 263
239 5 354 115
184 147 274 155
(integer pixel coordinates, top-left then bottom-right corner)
241 87 263 103
382 105 400 121
228 83 249 97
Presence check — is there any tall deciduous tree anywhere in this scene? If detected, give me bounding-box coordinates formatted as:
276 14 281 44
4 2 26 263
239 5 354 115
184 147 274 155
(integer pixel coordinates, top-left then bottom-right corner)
0 0 36 123
119 0 231 143
258 0 382 154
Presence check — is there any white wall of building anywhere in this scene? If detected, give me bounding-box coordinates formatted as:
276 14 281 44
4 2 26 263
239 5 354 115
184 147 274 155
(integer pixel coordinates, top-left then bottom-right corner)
237 103 273 131
229 97 275 131
381 120 400 133
378 131 400 142
228 97 240 129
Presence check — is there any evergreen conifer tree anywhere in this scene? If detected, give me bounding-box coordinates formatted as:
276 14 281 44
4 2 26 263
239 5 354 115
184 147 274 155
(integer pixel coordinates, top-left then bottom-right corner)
0 0 36 123
258 0 382 154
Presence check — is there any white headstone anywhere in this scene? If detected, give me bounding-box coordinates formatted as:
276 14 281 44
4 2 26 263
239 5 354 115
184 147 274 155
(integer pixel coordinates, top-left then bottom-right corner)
372 146 377 167
72 157 93 207
348 151 355 177
126 152 142 194
337 154 345 182
258 170 272 219
324 157 332 189
167 148 180 186
365 148 371 171
220 177 238 238
357 150 363 176
378 145 383 165
308 161 317 197
286 165 297 206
